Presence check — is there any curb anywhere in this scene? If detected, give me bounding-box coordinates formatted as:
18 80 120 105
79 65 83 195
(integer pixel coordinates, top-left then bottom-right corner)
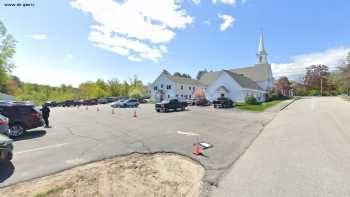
279 98 298 111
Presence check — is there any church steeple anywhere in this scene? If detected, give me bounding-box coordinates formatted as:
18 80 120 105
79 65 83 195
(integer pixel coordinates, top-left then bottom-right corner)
256 32 268 64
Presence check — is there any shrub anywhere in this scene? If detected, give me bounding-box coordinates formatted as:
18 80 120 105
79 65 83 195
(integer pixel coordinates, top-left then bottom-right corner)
128 88 144 99
245 95 258 105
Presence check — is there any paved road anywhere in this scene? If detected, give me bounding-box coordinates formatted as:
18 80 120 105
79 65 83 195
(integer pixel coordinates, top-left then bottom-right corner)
0 103 276 189
212 97 350 197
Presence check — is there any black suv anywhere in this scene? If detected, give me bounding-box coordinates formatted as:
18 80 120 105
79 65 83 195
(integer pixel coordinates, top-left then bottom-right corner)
0 101 44 137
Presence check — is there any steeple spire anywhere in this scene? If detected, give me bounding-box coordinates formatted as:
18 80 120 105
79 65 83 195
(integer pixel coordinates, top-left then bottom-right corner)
256 31 268 64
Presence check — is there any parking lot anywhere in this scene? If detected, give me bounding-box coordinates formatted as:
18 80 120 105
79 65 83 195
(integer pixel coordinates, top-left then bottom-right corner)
0 103 282 191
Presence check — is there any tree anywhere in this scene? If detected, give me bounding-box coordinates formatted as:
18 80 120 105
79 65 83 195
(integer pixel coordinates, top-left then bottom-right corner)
128 88 144 99
173 72 191 78
304 65 330 95
161 69 170 75
336 55 350 95
196 69 208 80
275 76 291 96
0 20 17 92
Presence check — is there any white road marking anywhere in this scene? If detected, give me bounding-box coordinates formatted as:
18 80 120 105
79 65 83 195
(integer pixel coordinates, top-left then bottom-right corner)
177 131 200 136
15 143 68 155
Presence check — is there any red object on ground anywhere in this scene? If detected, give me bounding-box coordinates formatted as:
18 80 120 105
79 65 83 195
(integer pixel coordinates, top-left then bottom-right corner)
193 144 203 155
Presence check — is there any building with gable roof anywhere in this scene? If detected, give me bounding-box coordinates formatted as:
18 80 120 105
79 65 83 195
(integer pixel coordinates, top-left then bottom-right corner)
148 32 274 103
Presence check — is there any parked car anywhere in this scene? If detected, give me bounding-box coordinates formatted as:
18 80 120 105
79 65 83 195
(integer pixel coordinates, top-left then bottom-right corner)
44 101 58 107
83 99 98 106
213 97 234 108
115 99 139 108
111 99 126 108
0 101 44 137
155 99 188 112
186 98 196 106
62 100 75 107
0 114 10 136
105 97 119 103
0 134 13 162
97 98 109 104
138 98 147 103
195 98 210 106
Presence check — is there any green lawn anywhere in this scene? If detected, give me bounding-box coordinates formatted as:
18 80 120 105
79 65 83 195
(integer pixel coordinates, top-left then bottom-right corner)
236 100 285 112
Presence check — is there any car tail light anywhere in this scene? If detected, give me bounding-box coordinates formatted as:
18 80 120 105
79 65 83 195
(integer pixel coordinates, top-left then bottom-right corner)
0 118 8 125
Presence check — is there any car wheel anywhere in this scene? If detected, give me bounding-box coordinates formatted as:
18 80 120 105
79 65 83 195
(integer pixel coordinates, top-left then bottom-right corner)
6 152 12 161
9 124 25 137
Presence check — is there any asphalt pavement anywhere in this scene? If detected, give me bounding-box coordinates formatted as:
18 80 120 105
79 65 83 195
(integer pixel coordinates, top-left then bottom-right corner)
211 97 350 197
0 103 277 192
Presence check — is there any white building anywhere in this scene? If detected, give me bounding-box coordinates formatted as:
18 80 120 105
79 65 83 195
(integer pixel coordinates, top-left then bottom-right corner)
148 70 205 102
231 32 274 91
149 32 274 103
199 70 266 102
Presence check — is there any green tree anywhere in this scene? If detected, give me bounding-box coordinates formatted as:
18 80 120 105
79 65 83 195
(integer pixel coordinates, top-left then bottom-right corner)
336 56 350 95
196 69 208 80
128 88 144 99
0 20 17 92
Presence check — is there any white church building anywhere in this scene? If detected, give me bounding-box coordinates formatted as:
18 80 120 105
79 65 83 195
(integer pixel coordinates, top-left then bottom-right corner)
148 33 274 103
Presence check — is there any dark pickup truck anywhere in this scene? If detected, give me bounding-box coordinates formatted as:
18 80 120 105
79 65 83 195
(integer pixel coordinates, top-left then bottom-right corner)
213 97 234 108
155 99 188 112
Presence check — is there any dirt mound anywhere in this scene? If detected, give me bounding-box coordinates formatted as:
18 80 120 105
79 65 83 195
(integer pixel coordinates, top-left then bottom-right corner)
0 153 205 197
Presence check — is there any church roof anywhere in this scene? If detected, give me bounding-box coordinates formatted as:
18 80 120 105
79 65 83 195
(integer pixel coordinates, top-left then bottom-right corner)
257 32 267 54
223 70 263 91
199 70 263 91
231 64 272 82
198 71 222 86
166 74 204 86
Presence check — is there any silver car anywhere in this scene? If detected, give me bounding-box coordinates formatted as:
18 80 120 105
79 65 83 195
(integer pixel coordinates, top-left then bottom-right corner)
0 114 10 136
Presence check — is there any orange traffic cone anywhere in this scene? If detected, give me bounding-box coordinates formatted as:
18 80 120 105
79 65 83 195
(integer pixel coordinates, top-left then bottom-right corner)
193 143 203 155
133 110 137 118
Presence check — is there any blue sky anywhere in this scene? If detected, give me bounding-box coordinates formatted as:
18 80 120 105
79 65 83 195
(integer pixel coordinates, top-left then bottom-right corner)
1 0 350 87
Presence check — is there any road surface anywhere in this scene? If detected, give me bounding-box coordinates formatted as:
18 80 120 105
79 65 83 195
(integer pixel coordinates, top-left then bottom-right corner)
0 104 277 188
212 97 350 197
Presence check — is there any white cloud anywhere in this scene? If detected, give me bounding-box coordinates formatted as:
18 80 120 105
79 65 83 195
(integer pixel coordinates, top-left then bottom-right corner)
66 54 73 59
192 0 201 5
241 0 248 5
212 0 236 6
218 14 235 31
26 34 48 40
70 0 193 63
272 47 350 79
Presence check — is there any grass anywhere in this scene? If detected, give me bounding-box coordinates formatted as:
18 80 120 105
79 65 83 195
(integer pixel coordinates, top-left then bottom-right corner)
236 100 285 112
33 186 65 197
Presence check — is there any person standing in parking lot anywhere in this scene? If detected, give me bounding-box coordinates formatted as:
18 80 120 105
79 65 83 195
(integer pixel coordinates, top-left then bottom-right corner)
41 104 51 128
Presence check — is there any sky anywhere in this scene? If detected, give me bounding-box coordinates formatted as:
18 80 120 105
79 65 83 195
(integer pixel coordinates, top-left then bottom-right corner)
1 0 350 87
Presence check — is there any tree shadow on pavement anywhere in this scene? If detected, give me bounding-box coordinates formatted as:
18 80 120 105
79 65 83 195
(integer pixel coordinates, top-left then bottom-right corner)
0 161 14 183
14 130 47 141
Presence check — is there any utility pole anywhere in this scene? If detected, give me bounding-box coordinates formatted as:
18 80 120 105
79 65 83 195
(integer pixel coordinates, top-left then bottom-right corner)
319 69 323 96
320 76 323 96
